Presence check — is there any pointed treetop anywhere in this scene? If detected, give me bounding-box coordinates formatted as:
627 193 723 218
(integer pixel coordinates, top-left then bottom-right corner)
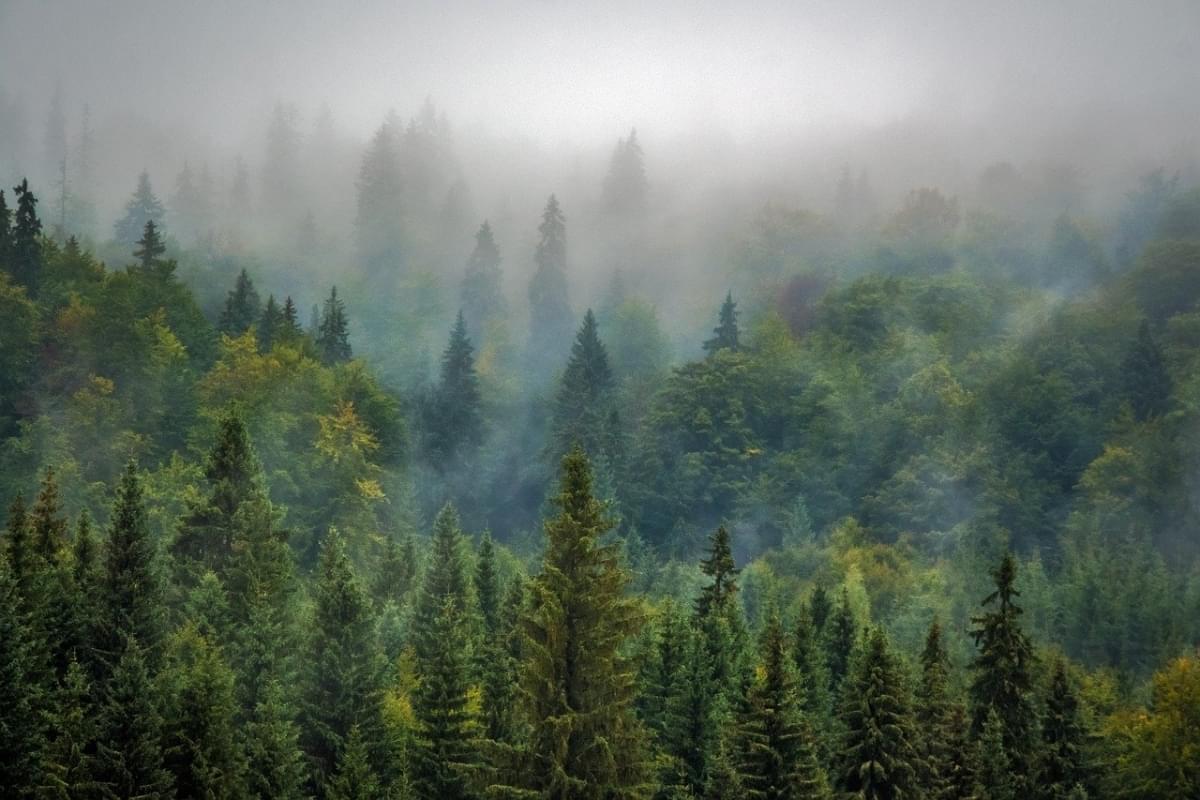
133 220 167 270
703 291 740 354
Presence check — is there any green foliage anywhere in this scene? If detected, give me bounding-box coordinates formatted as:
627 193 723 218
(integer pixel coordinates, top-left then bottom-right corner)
317 286 353 365
95 637 173 800
703 292 740 355
461 221 506 344
220 268 262 335
425 311 484 468
527 194 573 370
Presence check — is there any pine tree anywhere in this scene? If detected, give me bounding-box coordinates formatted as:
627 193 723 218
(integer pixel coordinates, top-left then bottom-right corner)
917 620 957 800
551 308 616 462
792 606 832 751
498 446 648 799
475 532 501 635
940 705 977 800
1121 319 1171 421
66 512 102 678
325 725 381 800
282 296 303 341
99 463 164 672
974 708 1014 800
259 294 285 351
317 286 353 364
162 627 248 799
662 622 721 796
43 659 101 800
1036 660 1088 800
461 220 506 342
836 627 920 800
132 220 167 272
823 588 857 695
244 677 308 800
113 171 166 249
640 601 689 745
10 179 43 294
969 553 1036 790
219 268 262 335
527 195 574 369
0 562 44 796
5 493 37 611
695 526 739 619
300 529 385 786
372 529 417 608
735 612 828 800
702 739 746 800
424 311 484 468
411 504 477 799
95 637 173 800
703 293 739 355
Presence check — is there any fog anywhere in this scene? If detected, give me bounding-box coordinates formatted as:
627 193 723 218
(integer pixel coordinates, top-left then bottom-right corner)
2 0 1198 368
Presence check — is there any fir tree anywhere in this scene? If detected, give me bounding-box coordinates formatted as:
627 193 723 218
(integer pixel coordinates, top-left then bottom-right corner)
5 493 36 611
461 220 506 342
735 612 828 800
95 637 173 800
792 606 833 750
695 525 739 619
10 179 43 294
300 529 385 786
99 463 164 671
498 446 648 799
1036 660 1088 800
641 601 689 743
1121 319 1171 421
703 292 739 355
836 627 921 800
372 529 417 608
702 739 746 800
355 118 405 277
43 659 100 800
0 189 12 263
969 553 1036 789
325 725 381 800
527 195 574 368
113 171 166 249
66 512 102 678
244 677 308 800
0 563 44 797
424 311 484 468
974 708 1015 800
917 620 957 800
663 625 721 797
259 293 285 351
219 268 262 336
282 296 303 341
551 308 617 463
317 286 353 364
809 585 831 635
132 220 167 272
475 532 501 635
602 129 648 219
823 588 857 694
31 466 67 564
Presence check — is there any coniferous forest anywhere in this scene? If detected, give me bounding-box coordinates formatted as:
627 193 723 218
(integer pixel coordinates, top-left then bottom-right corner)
2 4 1200 799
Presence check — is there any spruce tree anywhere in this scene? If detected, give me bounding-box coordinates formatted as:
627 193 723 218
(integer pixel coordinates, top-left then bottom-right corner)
836 627 921 800
602 129 648 219
552 309 615 456
43 659 100 800
475 532 501 635
133 220 167 272
969 553 1036 790
792 605 833 752
424 311 484 468
823 588 857 695
1036 660 1088 800
325 725 381 800
372 529 417 608
809 585 831 635
703 292 739 355
113 171 166 249
10 179 43 294
259 294 285 351
527 194 574 369
282 296 303 341
67 512 102 678
5 493 37 614
0 562 44 796
917 620 957 800
461 220 506 342
95 637 172 800
244 677 308 800
662 623 721 796
974 708 1014 800
695 526 739 619
300 529 385 786
702 739 746 800
219 268 262 336
1121 319 1171 421
317 286 353 364
355 118 405 277
99 463 164 671
735 612 828 800
0 189 11 264
498 446 648 799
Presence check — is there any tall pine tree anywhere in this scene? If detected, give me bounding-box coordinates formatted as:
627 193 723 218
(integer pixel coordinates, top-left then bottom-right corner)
527 195 573 370
551 308 616 463
317 286 353 364
424 311 484 468
219 268 262 336
10 179 43 294
703 293 739 355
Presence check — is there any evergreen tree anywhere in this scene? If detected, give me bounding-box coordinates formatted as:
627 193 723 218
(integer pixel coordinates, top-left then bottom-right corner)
641 601 689 743
695 525 739 619
132 220 167 272
792 606 832 748
808 585 831 636
460 220 506 342
836 627 921 800
602 129 648 219
282 296 303 341
99 463 164 671
424 311 484 468
735 612 828 800
0 563 44 797
372 529 417 608
702 739 746 800
823 588 857 694
703 292 739 355
497 446 648 799
973 708 1014 800
411 504 477 799
317 286 353 364
475 532 501 636
66 512 102 678
162 627 248 799
1036 660 1088 800
5 493 36 611
355 117 405 277
527 195 574 368
300 529 385 786
0 189 12 264
969 553 1037 789
95 637 173 800
31 466 67 564
10 179 43 294
219 268 262 336
1121 319 1171 421
244 677 308 800
940 705 978 800
916 620 957 800
663 625 721 797
325 725 381 800
43 659 101 800
113 171 166 249
551 309 616 462
259 293 285 351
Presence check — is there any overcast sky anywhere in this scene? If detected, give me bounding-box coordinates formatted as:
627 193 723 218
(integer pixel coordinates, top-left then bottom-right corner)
2 0 1197 150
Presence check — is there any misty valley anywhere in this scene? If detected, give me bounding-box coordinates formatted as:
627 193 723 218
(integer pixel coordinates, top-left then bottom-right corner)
1 3 1200 800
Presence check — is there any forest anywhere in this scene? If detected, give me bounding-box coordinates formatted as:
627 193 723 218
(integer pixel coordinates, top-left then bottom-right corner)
2 2 1200 799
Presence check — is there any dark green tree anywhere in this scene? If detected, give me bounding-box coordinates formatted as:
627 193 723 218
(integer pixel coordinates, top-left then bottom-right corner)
792 606 832 748
424 311 484 468
244 677 308 800
43 659 101 800
282 296 303 341
702 739 746 800
703 292 739 355
113 171 166 249
1121 319 1171 421
460 220 506 342
916 620 957 799
325 725 380 800
695 525 739 619
0 563 44 797
823 588 857 694
836 627 920 800
969 553 1037 789
317 286 353 364
734 612 828 800
219 268 262 336
551 309 618 465
95 637 173 800
10 179 43 294
1036 660 1088 800
372 529 417 608
259 294 285 351
0 189 11 263
808 585 831 635
527 195 573 369
497 446 648 799
974 708 1015 800
662 622 721 796
132 220 167 272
